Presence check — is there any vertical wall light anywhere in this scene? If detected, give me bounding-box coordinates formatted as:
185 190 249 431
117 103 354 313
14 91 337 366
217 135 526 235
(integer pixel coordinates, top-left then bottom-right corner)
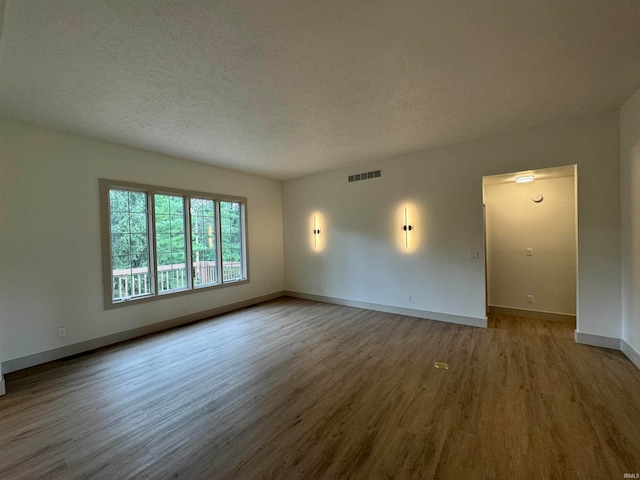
395 202 421 253
310 212 326 252
313 215 321 248
402 208 413 248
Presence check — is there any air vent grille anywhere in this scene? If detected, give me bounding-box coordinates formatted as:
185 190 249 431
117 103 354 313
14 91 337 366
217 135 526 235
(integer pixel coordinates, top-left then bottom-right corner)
348 170 381 183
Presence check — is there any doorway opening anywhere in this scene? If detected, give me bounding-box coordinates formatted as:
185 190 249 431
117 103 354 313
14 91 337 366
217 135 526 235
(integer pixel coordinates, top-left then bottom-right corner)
482 165 578 329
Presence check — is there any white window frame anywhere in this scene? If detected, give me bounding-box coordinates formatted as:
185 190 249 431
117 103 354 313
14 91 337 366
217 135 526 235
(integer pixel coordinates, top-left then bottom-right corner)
100 179 249 309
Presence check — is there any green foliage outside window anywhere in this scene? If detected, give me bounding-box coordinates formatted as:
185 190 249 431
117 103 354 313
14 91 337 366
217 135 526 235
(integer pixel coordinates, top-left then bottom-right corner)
220 201 241 263
109 190 149 271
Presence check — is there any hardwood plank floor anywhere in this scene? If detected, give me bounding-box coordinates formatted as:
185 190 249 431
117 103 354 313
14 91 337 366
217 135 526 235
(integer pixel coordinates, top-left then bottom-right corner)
1 297 639 479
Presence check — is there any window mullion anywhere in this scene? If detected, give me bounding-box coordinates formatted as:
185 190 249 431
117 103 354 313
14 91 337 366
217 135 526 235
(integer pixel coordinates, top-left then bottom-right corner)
241 203 247 280
149 191 159 296
184 196 194 290
216 200 224 284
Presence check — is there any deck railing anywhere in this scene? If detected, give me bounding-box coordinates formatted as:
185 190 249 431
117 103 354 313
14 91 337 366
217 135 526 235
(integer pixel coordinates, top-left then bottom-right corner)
113 261 242 300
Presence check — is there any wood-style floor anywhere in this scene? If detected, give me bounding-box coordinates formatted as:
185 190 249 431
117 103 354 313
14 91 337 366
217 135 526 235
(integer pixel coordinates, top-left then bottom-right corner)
1 297 639 479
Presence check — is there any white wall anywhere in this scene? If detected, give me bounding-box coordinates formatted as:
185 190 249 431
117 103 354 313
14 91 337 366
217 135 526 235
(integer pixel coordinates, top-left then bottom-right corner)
0 119 285 366
621 85 640 363
283 112 621 338
485 176 576 315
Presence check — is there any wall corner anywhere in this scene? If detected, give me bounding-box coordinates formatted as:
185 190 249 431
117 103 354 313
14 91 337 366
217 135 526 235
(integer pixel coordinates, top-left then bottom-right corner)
621 339 640 371
574 329 621 350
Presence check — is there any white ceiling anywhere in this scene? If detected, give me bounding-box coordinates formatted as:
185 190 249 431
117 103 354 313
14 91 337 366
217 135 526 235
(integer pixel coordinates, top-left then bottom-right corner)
0 1 639 180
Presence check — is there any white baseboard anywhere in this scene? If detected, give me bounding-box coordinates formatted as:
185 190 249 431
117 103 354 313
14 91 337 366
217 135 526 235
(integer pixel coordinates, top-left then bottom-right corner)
621 339 640 370
576 333 640 371
488 305 576 324
574 331 621 350
286 291 487 328
2 291 286 375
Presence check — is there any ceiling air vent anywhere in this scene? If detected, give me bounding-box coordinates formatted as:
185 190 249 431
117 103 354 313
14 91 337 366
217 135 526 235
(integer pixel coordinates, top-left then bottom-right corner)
348 170 381 183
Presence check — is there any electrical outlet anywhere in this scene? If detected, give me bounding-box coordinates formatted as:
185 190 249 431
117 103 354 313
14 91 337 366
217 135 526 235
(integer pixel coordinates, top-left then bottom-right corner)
527 295 534 304
57 327 67 338
319 284 324 292
526 248 533 256
469 251 480 260
406 294 412 302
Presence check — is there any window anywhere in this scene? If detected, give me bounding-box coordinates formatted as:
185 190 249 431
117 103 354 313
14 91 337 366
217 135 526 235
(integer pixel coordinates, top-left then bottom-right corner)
154 194 188 293
109 189 152 301
100 180 248 308
220 201 245 282
190 198 218 287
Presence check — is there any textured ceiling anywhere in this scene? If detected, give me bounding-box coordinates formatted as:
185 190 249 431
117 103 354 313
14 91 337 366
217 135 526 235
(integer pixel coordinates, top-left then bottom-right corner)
0 1 639 180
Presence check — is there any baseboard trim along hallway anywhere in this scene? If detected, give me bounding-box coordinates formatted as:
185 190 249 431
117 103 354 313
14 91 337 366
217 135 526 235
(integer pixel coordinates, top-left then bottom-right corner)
286 291 487 328
488 305 575 325
574 330 623 350
574 331 640 370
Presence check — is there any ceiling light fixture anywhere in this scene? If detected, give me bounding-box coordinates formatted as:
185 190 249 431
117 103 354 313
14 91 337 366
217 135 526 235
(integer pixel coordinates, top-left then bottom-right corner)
515 175 535 183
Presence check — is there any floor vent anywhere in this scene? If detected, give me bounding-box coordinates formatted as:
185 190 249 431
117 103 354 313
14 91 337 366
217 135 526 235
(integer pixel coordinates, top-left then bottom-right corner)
348 170 381 183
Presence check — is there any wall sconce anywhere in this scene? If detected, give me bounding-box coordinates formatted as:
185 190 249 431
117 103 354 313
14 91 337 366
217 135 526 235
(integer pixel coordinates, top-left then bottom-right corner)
402 208 413 248
515 175 535 183
313 216 321 248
